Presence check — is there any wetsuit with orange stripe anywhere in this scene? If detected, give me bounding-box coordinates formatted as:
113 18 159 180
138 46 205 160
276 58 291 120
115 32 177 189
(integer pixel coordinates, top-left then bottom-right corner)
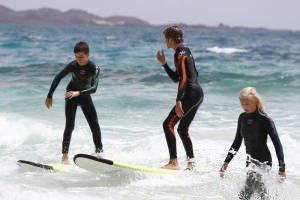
162 45 204 159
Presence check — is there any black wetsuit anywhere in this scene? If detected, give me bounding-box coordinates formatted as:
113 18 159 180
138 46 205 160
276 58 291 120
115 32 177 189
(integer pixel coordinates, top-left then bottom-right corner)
224 109 285 200
162 45 204 159
47 60 102 154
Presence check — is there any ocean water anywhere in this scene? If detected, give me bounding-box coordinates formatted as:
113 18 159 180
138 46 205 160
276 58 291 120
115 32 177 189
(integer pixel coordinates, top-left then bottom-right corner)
0 24 299 200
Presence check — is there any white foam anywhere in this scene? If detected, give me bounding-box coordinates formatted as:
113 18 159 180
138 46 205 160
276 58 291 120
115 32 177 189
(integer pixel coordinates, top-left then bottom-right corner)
0 113 299 200
207 46 248 54
105 36 117 40
0 114 60 147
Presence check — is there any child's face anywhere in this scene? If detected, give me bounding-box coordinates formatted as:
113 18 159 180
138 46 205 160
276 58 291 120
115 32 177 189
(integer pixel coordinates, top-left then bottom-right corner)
164 36 173 49
75 52 89 66
240 98 257 113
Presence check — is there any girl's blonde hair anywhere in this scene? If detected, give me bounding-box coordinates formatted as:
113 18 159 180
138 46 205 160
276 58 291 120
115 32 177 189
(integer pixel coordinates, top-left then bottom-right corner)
239 87 265 113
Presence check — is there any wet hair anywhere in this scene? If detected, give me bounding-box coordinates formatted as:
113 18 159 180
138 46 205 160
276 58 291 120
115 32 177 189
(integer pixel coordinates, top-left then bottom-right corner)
74 41 89 54
239 87 265 113
163 26 184 44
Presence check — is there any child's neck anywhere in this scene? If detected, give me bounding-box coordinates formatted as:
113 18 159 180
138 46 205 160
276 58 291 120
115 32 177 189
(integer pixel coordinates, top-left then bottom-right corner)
173 42 183 51
78 60 89 66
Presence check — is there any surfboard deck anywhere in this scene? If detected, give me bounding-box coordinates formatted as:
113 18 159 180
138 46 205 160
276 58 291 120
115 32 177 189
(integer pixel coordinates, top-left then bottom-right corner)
73 154 177 174
17 160 75 172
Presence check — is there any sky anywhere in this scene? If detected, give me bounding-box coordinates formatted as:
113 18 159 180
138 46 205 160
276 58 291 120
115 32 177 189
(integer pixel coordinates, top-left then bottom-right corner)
0 0 299 30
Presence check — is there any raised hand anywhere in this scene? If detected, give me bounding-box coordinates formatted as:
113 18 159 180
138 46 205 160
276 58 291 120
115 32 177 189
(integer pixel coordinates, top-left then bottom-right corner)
156 50 166 65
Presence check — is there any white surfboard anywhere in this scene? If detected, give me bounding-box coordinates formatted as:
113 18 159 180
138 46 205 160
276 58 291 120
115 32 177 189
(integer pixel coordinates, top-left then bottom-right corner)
73 154 177 174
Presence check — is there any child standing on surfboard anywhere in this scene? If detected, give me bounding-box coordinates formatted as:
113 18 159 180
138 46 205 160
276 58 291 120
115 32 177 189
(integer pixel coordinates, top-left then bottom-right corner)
219 87 286 199
45 41 103 164
156 26 204 170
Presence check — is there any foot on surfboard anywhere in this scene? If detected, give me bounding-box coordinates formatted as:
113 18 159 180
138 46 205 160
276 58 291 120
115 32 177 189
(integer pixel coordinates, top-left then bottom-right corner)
91 148 104 158
161 159 180 170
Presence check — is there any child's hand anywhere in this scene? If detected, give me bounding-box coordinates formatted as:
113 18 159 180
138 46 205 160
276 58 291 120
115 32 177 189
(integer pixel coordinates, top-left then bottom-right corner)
219 162 228 178
156 50 166 65
175 101 184 117
65 91 80 99
279 171 286 183
45 98 52 109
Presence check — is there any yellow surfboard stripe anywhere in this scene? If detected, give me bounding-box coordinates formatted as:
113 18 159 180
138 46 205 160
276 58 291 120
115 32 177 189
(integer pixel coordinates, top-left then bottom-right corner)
47 164 76 172
113 161 176 174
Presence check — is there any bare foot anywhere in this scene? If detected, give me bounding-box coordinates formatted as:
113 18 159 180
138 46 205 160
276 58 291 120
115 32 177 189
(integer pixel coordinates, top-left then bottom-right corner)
161 159 180 170
61 159 71 165
61 153 71 165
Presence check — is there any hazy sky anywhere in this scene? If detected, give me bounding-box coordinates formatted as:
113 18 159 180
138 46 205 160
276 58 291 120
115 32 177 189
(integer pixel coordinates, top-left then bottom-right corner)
0 0 299 30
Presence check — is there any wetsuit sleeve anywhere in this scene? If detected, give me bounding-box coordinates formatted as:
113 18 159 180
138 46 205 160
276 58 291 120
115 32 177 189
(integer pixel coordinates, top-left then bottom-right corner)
162 63 179 82
266 117 285 172
224 115 243 163
176 55 188 101
176 55 187 101
47 64 72 99
80 66 100 95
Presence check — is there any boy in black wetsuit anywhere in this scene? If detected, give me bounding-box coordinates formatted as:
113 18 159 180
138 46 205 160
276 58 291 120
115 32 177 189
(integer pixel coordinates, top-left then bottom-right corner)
219 87 286 199
156 26 204 170
45 41 103 164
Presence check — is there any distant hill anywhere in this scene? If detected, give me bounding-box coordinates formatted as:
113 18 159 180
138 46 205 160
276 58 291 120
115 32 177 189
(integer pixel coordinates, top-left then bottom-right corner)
0 5 294 31
0 5 152 26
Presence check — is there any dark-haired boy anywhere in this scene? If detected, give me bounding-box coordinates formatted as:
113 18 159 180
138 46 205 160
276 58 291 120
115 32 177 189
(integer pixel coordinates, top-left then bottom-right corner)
45 41 103 164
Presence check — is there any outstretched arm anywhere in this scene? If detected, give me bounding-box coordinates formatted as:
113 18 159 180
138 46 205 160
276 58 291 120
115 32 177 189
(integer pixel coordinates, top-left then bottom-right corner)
220 116 243 178
47 64 72 99
45 64 72 109
224 117 243 163
266 117 286 180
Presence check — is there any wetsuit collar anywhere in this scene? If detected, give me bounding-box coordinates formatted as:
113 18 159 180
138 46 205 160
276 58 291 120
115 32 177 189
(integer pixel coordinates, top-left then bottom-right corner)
77 60 90 67
244 108 259 117
175 44 185 54
175 45 185 59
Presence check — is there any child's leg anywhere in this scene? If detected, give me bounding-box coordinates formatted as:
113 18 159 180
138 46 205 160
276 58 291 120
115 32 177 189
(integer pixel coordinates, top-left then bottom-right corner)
177 105 199 159
62 98 78 155
178 88 203 159
163 107 180 160
239 170 257 200
80 96 103 152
